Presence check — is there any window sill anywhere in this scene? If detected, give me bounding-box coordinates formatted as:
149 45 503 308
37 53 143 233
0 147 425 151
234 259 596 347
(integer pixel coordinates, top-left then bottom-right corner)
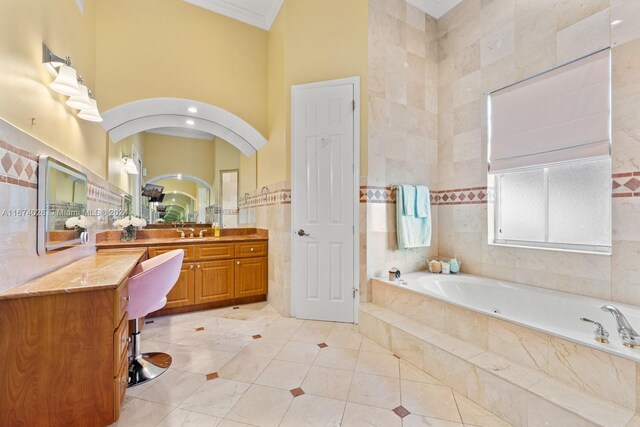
489 241 611 256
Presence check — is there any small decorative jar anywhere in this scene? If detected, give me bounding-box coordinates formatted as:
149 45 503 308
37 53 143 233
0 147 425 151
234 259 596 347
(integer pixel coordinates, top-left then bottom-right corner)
121 226 137 242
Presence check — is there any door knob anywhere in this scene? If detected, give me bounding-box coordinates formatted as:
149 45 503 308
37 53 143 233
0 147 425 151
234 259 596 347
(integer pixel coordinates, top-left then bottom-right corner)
297 229 309 237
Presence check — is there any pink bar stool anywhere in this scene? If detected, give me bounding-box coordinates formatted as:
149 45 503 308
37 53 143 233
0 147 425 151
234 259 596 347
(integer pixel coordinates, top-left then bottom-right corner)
127 249 184 387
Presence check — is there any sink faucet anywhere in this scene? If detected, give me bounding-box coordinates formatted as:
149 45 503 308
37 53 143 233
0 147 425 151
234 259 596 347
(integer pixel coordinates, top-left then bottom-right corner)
601 305 640 348
198 229 207 238
188 228 195 238
175 229 185 238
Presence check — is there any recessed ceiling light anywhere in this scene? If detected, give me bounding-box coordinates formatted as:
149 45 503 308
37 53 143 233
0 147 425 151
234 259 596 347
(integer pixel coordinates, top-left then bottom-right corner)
611 19 623 26
185 119 195 125
188 106 198 113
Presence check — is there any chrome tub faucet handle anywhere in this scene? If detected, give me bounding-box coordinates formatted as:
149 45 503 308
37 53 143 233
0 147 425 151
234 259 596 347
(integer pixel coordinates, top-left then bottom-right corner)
580 317 609 344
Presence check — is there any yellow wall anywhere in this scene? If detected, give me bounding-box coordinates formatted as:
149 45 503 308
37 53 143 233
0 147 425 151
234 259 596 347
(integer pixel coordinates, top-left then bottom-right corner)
143 133 215 184
0 0 107 177
108 133 144 193
260 0 369 186
95 0 269 136
154 178 199 199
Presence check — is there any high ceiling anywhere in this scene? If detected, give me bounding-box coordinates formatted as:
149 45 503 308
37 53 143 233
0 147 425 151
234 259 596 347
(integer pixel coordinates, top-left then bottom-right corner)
182 0 462 30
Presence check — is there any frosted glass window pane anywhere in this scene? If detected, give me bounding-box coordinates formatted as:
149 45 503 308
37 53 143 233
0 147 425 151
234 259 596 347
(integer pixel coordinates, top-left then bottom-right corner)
548 159 611 246
498 169 545 242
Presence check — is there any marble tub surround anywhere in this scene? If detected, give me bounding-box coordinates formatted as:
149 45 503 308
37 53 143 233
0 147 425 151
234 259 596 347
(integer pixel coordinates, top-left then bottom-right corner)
0 118 124 293
367 278 640 423
0 248 146 299
360 301 636 427
115 301 509 427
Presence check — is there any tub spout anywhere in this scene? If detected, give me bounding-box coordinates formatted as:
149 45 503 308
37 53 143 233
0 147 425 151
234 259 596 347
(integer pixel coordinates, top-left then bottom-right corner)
601 305 640 348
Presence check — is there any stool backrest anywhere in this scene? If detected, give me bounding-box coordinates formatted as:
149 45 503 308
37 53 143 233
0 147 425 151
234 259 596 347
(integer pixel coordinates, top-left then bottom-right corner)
127 249 184 319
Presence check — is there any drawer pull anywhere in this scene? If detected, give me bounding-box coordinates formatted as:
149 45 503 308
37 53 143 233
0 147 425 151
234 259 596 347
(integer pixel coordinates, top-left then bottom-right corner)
190 265 194 270
122 296 130 302
237 261 241 265
197 265 201 269
250 247 254 252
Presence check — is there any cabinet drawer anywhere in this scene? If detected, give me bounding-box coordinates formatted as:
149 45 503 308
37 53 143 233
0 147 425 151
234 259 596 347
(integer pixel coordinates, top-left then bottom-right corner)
114 280 129 329
113 357 128 422
114 317 129 374
194 243 234 260
235 241 267 258
148 245 194 261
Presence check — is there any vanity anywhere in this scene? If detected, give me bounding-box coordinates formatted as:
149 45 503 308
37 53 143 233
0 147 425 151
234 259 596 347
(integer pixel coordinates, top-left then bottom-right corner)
96 228 268 317
0 248 146 427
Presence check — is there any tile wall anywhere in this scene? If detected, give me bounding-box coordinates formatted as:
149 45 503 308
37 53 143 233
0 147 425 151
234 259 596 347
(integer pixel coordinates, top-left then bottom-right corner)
435 0 640 304
364 0 440 301
239 182 292 315
0 117 123 292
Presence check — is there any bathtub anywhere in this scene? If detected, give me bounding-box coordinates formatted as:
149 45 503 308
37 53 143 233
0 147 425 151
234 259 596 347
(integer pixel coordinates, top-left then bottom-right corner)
376 272 640 363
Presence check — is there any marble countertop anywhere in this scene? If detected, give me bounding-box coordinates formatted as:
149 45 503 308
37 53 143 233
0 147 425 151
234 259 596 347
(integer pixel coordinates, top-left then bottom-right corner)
0 248 147 300
95 234 268 249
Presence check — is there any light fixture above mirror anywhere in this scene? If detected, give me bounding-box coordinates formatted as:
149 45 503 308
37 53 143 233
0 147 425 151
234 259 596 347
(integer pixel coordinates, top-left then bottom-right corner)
42 43 102 122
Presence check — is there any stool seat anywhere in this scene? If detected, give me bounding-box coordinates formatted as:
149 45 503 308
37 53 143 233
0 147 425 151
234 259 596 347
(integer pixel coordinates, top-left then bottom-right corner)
127 249 184 387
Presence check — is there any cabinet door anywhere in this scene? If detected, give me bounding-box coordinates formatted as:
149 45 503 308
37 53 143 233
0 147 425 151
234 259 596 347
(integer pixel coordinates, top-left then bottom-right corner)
234 257 267 298
164 263 195 309
195 260 235 304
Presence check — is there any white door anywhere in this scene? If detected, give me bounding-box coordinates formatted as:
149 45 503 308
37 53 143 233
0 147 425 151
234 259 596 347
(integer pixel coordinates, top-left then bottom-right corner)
292 78 359 323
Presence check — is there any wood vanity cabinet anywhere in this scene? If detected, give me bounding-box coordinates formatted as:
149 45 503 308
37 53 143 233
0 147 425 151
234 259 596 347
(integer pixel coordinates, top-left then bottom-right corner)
0 249 145 427
148 240 268 315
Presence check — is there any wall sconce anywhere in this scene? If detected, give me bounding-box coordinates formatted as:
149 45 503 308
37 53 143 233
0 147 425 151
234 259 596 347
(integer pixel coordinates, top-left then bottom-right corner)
43 43 102 122
122 156 139 175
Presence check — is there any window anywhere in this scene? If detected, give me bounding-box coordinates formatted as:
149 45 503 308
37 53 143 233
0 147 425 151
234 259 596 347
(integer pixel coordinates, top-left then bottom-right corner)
493 158 611 253
488 49 611 254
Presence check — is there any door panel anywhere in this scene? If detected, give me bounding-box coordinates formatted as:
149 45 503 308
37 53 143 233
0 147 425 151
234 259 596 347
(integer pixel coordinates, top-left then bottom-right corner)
235 257 267 299
292 81 356 323
195 260 234 304
164 263 195 309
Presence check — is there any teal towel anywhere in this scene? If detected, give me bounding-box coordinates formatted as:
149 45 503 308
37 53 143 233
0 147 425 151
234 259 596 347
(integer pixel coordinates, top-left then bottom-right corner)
402 185 416 216
415 185 431 218
396 185 432 249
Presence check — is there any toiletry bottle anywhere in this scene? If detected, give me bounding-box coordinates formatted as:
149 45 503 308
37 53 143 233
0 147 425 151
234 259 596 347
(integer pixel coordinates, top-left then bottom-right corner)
449 257 460 274
214 223 220 237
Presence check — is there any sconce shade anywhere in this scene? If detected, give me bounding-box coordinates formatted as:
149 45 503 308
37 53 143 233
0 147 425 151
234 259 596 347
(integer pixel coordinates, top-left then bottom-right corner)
122 157 139 175
49 65 81 96
66 84 92 110
78 98 103 122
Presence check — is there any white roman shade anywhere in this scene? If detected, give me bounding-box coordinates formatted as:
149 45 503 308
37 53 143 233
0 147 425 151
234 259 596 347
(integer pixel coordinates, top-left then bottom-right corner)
488 49 611 173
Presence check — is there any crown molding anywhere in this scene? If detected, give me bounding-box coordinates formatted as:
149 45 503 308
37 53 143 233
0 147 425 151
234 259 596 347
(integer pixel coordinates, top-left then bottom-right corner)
406 0 463 19
183 0 284 30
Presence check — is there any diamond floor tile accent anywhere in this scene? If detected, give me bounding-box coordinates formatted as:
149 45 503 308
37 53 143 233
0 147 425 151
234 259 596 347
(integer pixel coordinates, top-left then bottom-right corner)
317 343 328 348
252 334 262 339
195 327 205 332
206 372 219 381
290 387 305 397
393 405 411 418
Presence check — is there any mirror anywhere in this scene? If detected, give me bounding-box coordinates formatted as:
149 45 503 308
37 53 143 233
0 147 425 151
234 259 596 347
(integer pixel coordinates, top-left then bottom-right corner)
37 156 88 255
107 128 257 228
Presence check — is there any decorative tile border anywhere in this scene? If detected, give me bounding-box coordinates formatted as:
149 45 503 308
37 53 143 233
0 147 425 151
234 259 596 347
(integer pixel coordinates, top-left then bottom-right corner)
612 172 640 198
360 186 396 204
360 185 487 205
238 189 292 209
87 180 122 208
0 141 38 189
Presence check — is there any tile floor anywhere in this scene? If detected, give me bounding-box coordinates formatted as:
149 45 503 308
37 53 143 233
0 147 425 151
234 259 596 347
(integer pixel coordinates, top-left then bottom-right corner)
113 302 512 427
